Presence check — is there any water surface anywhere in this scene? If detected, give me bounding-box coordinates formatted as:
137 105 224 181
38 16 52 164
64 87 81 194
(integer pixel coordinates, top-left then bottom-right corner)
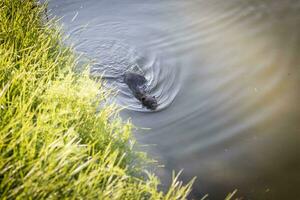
49 0 300 199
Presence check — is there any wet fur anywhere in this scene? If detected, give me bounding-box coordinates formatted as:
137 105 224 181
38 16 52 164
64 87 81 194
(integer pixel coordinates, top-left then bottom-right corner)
123 72 158 110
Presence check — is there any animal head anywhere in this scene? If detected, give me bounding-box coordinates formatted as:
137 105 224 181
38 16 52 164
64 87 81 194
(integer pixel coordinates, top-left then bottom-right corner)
141 95 158 110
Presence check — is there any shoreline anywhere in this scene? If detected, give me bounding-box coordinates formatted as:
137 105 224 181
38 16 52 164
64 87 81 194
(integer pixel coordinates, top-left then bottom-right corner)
0 0 194 199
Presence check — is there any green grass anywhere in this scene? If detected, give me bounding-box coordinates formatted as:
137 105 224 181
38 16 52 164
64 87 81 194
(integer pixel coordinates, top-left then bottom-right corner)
0 0 194 199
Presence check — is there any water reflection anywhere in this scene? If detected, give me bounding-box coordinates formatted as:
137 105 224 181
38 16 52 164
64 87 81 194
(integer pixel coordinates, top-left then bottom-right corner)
49 0 300 199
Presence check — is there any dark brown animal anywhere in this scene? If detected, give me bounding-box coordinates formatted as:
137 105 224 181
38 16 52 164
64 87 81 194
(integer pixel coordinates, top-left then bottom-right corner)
123 72 158 110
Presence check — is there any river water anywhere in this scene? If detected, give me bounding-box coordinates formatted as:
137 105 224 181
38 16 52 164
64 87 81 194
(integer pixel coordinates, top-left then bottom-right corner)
48 0 300 199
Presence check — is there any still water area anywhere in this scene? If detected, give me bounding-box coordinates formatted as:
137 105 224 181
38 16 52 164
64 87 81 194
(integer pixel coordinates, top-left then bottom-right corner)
49 0 300 199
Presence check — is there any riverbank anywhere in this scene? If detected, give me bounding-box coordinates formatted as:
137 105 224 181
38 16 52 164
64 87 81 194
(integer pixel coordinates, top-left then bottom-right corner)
0 0 194 199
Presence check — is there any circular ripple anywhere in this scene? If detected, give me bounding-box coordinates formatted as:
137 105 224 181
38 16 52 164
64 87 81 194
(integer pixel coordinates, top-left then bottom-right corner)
76 39 181 112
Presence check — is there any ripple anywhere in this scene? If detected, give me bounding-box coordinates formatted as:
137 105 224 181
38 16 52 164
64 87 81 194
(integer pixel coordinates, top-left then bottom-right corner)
76 39 181 112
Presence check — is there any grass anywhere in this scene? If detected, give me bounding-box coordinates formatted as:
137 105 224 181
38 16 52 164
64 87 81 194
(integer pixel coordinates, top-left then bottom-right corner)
0 0 194 199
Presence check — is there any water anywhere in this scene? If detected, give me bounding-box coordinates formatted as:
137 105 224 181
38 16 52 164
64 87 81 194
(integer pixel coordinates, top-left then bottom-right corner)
48 0 300 199
82 39 181 112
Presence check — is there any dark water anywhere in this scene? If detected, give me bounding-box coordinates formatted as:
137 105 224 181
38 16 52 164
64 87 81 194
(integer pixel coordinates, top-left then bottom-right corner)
48 0 300 199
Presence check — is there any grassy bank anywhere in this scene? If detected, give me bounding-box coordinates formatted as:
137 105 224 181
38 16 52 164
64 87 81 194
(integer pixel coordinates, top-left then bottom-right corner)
0 0 194 199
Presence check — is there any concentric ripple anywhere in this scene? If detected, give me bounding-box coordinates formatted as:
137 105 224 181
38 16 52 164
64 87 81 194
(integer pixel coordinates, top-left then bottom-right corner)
76 39 181 112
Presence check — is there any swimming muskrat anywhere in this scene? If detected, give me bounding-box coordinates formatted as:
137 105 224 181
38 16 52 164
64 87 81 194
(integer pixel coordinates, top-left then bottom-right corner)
123 72 158 110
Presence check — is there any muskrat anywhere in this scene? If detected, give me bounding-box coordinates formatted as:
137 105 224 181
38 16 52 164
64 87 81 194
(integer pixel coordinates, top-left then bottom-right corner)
123 72 158 110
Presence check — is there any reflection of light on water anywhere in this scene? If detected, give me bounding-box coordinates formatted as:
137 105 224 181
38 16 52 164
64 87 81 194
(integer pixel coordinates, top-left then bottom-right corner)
76 39 181 112
50 0 300 198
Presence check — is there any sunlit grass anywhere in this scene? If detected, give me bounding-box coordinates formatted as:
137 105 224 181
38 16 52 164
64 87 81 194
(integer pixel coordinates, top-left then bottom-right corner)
0 0 194 199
